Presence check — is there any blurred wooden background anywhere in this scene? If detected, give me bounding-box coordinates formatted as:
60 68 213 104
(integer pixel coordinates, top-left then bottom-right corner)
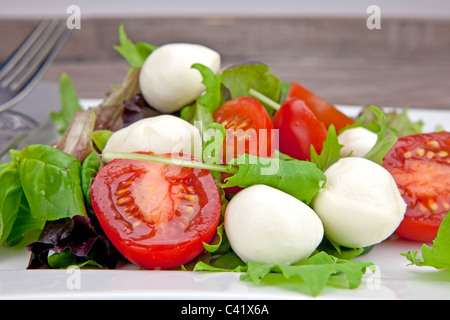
1 17 450 110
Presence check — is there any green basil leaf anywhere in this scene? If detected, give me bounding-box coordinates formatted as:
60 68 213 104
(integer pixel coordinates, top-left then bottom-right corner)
81 152 101 207
17 145 86 221
0 161 23 244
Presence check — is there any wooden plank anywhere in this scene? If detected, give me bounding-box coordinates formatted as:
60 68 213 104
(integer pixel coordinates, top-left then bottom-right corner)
1 17 449 110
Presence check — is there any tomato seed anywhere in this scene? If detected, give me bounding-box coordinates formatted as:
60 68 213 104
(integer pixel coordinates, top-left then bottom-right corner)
416 148 425 157
442 200 450 211
426 140 440 148
116 196 132 206
426 151 435 159
438 150 449 158
428 199 439 212
114 188 130 196
185 194 198 202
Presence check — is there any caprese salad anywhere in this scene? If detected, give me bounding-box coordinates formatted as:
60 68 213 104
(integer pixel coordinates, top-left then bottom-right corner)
0 24 449 296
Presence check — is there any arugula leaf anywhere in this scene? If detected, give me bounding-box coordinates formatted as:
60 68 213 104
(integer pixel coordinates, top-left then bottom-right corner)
113 24 157 67
362 106 398 165
180 63 224 132
241 251 374 296
193 250 374 296
359 106 423 137
310 125 343 171
221 63 281 115
50 73 83 135
223 153 325 205
402 212 450 269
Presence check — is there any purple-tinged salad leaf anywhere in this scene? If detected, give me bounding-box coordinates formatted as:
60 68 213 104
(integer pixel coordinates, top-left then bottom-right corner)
122 93 163 127
55 109 96 163
26 215 122 269
94 67 141 132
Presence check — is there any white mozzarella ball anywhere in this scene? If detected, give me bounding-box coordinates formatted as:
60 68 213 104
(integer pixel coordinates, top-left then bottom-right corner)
225 184 324 265
102 115 202 159
338 127 378 157
312 157 406 248
139 43 221 113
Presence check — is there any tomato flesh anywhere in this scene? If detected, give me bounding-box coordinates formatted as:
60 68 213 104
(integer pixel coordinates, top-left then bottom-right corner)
213 96 275 164
287 81 355 132
91 153 221 269
214 96 275 195
382 132 450 242
273 98 328 161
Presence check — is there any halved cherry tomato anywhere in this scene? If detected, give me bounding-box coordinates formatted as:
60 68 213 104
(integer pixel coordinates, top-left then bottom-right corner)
382 132 450 242
213 96 275 164
273 98 328 161
287 82 355 132
91 153 221 269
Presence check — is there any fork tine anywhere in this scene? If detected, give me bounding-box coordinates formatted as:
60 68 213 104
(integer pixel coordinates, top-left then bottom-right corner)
8 21 70 92
0 20 69 91
0 19 71 113
0 20 51 81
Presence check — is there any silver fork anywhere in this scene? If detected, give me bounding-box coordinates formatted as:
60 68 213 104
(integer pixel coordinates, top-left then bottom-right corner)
0 19 71 113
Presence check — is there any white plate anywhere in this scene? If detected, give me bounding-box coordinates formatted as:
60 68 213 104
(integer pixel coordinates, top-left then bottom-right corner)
0 100 449 300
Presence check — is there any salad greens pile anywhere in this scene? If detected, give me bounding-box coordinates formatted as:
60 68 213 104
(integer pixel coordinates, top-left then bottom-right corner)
0 24 449 297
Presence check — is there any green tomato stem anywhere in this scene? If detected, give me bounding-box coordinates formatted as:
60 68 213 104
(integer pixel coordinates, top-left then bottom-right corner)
101 152 237 174
249 88 281 111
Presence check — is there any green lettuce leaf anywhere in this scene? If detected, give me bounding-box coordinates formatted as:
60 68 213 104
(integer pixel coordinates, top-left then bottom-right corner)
180 63 224 132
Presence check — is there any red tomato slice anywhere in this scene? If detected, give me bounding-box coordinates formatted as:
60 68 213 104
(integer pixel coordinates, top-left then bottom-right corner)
91 153 222 269
273 98 328 161
213 96 275 164
287 81 355 132
382 132 450 242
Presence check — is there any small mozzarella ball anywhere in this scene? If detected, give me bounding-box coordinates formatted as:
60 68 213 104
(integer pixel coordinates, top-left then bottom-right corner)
338 127 378 157
139 43 221 113
102 115 202 159
312 157 406 248
225 184 324 265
